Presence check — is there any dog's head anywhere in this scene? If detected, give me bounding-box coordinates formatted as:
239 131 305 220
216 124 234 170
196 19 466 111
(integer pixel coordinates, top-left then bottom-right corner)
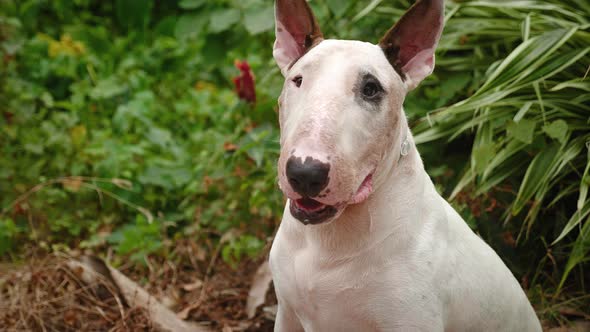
274 0 444 225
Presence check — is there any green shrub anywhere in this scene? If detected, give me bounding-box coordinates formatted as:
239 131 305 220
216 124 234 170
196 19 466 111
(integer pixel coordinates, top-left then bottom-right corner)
410 1 590 293
0 0 282 263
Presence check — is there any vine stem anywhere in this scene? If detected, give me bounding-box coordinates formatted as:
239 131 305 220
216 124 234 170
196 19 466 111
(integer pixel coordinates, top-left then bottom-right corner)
0 176 152 223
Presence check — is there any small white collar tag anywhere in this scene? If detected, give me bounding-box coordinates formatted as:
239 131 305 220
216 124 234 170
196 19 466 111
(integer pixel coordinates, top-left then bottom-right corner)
400 134 410 157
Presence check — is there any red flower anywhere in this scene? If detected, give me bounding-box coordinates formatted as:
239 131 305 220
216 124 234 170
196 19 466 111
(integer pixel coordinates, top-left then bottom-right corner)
232 60 256 104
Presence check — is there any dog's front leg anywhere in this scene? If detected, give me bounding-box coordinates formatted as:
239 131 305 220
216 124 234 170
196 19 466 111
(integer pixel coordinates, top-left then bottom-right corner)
275 302 304 332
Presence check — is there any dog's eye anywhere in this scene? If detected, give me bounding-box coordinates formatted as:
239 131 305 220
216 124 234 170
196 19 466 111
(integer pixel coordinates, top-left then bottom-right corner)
357 73 385 106
362 81 381 98
292 75 303 88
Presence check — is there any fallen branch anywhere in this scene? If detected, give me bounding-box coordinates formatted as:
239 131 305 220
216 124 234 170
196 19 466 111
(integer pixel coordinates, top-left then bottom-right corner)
67 256 210 332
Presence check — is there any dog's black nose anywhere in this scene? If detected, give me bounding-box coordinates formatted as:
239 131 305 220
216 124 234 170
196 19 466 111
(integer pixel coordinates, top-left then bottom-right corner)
286 156 330 197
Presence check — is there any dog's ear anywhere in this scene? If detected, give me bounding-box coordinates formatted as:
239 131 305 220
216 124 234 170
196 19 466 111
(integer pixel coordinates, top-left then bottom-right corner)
273 0 323 76
379 0 444 90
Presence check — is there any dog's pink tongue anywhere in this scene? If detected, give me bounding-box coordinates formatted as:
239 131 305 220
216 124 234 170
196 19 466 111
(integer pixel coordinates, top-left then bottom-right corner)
297 198 325 212
351 174 373 204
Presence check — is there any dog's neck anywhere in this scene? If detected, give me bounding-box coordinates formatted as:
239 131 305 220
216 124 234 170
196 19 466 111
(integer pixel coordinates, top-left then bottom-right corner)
284 112 433 257
373 110 416 193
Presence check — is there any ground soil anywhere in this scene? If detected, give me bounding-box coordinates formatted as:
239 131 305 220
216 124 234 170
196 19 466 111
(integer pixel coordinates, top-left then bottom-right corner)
0 249 276 332
1 250 588 332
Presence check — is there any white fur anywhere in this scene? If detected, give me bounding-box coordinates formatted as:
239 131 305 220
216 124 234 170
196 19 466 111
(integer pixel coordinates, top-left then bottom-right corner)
270 38 542 332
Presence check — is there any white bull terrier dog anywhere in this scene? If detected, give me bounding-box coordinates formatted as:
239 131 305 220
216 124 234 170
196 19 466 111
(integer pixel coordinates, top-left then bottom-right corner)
268 0 543 331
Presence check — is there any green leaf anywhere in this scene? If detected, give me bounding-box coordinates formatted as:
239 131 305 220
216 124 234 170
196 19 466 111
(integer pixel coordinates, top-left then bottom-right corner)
89 77 127 100
154 16 178 37
472 143 495 175
209 9 241 34
436 73 472 107
477 156 529 195
482 139 526 181
70 125 87 147
0 218 20 255
326 0 351 18
557 215 590 293
513 102 532 122
579 149 590 211
450 168 475 200
507 119 535 144
146 127 173 149
513 144 559 215
138 166 192 189
175 13 207 40
543 120 568 144
116 0 153 31
554 200 590 244
179 0 206 10
24 143 44 154
550 78 590 92
107 216 162 264
243 6 274 35
352 0 384 22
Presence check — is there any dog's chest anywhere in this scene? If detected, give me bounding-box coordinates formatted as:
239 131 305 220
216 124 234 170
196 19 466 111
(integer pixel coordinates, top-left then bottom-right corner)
270 238 380 330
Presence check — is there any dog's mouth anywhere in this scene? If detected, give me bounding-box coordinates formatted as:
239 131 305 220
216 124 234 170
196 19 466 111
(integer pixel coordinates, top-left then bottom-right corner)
290 198 338 225
288 172 374 225
289 172 374 225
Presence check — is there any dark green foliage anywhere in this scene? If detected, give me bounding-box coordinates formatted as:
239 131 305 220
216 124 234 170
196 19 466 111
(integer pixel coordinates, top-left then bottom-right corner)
410 1 590 293
0 0 281 264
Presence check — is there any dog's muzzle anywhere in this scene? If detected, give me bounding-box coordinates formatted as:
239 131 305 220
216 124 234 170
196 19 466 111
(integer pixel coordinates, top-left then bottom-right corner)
285 156 338 224
286 156 330 198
